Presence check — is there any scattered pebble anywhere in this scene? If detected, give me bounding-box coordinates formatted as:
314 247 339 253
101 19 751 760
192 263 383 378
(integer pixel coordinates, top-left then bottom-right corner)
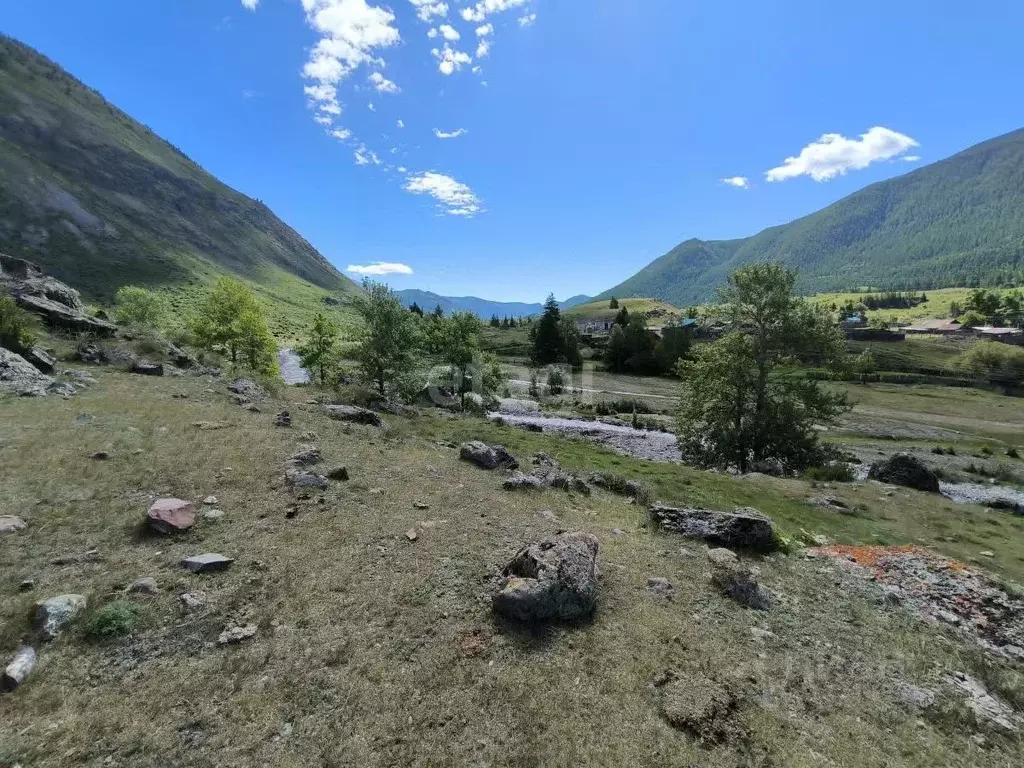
202 496 218 505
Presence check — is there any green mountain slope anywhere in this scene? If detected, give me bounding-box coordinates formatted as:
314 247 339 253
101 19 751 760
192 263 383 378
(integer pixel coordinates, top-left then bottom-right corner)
0 35 356 307
601 128 1024 305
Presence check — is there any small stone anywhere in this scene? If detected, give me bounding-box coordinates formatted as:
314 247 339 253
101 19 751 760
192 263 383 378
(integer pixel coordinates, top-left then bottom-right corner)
707 548 738 567
327 466 349 481
980 550 995 558
1 647 37 692
413 501 429 510
406 528 419 542
537 510 558 522
750 627 775 642
89 451 110 461
217 624 258 645
202 495 218 505
286 470 329 490
646 577 675 599
127 577 159 596
273 411 292 427
181 553 234 573
35 594 87 640
0 515 28 535
180 591 207 608
19 579 35 592
289 446 322 466
147 498 197 535
202 509 225 521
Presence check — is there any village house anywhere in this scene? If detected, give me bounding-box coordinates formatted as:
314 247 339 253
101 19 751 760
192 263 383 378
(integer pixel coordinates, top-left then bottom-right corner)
972 326 1024 344
903 318 965 335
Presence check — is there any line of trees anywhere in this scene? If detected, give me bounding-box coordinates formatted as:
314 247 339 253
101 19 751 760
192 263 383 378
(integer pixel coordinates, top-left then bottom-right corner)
952 288 1024 327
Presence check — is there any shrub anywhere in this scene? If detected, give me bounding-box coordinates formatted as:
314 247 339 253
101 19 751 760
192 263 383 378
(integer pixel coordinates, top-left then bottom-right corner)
804 463 855 482
1007 448 1020 459
0 295 37 354
82 600 142 640
594 398 655 416
115 286 165 328
981 444 994 456
546 367 565 395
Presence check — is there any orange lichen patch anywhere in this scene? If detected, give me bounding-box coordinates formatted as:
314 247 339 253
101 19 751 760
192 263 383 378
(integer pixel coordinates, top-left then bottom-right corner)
813 545 924 567
458 630 488 657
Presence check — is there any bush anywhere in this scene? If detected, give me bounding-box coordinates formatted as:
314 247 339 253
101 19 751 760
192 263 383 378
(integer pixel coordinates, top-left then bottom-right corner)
594 397 655 416
0 295 37 354
803 463 855 482
546 367 565 395
82 600 142 640
115 286 165 328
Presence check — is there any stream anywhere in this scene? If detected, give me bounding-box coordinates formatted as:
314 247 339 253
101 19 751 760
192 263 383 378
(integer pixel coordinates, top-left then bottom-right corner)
277 348 310 385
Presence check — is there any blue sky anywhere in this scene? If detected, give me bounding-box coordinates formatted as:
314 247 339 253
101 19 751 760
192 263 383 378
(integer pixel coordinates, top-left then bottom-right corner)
4 1 1024 302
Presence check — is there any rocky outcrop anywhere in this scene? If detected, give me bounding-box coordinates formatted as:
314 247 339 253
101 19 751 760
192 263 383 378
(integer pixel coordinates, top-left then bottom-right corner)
24 346 56 373
493 532 600 622
323 404 385 427
459 441 518 470
868 453 940 493
228 378 268 402
1 253 116 336
0 347 59 396
503 468 591 495
649 504 776 553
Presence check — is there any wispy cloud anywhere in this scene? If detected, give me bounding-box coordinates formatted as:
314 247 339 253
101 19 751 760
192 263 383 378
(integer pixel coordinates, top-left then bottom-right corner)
461 0 529 23
476 39 490 58
346 261 414 275
368 71 400 93
434 127 468 139
354 144 382 165
241 0 259 10
720 176 750 189
518 12 537 27
397 119 405 128
431 44 472 75
409 0 448 22
903 155 922 163
404 171 482 216
765 126 919 182
331 128 352 140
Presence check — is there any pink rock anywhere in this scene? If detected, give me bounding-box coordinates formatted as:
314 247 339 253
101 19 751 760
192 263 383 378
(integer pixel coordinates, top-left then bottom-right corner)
147 498 197 534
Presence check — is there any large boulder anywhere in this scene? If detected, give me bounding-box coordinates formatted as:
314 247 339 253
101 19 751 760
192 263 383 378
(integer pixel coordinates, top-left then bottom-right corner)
493 532 600 622
146 498 197 534
227 378 269 402
0 347 57 396
459 441 518 470
35 594 87 640
868 453 940 493
649 504 776 553
323 404 385 427
24 346 56 374
2 253 116 336
503 468 590 495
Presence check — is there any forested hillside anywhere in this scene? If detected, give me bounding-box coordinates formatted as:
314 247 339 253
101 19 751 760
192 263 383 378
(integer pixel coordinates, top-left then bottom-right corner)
0 35 355 302
601 128 1024 304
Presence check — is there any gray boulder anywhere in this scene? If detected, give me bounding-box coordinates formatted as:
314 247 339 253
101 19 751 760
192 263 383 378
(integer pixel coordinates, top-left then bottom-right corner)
273 411 292 427
227 378 269 402
285 469 329 490
288 445 322 467
1 347 57 396
503 471 546 491
493 531 600 622
323 404 385 427
460 441 518 470
868 453 940 493
1 647 37 692
649 504 776 553
127 577 159 596
0 515 27 535
35 594 87 640
181 553 234 573
1 253 115 336
131 362 164 376
710 561 773 610
24 346 56 374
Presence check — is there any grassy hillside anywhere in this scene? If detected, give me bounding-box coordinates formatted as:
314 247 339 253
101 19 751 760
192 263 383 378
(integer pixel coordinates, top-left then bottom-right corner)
0 35 358 313
566 297 682 323
601 128 1024 304
809 287 1023 324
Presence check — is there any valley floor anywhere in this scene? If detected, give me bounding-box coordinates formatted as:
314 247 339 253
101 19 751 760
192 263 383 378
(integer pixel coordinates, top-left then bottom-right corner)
2 366 1024 766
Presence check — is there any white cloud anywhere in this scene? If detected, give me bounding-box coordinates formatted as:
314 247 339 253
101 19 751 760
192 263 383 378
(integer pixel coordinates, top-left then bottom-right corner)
397 166 408 173
397 119 405 128
300 0 401 118
241 0 259 10
354 144 382 165
475 23 494 36
461 0 528 23
331 128 352 140
434 127 468 139
439 23 460 41
427 27 439 38
471 65 482 74
313 114 334 126
368 71 400 93
475 39 490 58
431 44 472 75
409 0 448 22
517 12 537 27
346 261 414 275
765 126 919 182
404 171 482 216
720 176 750 189
367 102 376 112
903 155 922 162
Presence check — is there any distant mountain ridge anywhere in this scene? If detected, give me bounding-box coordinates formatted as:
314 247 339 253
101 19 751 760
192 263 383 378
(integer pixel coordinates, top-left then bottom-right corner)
600 128 1024 305
0 35 356 302
395 289 592 318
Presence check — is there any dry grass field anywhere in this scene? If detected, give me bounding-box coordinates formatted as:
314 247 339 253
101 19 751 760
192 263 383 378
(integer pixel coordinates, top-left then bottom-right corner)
2 367 1024 766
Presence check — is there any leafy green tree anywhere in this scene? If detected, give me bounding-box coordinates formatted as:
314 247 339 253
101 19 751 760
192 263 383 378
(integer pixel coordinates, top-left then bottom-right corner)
436 311 483 407
614 306 630 327
297 312 340 385
190 278 265 365
959 310 988 328
351 279 421 397
409 302 424 317
958 341 1024 388
852 349 877 375
236 306 279 376
609 297 619 309
965 289 1003 324
114 286 165 328
654 325 692 374
605 315 657 374
676 263 849 473
0 296 36 354
1001 291 1023 327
